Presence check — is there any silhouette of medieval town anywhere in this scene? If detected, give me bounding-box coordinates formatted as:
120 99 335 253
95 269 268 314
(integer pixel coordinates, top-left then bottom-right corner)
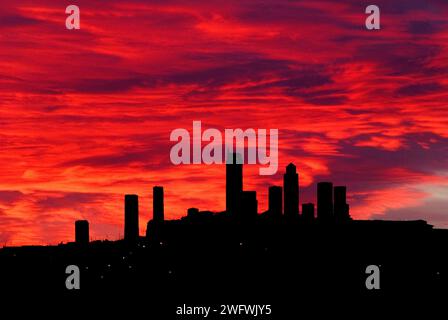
1 153 448 305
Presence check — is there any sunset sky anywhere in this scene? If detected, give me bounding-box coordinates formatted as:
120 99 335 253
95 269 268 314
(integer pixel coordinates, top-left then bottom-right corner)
1 0 447 245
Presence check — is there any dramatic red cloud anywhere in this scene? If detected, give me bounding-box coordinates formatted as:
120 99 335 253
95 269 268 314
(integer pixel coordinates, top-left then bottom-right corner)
1 0 447 245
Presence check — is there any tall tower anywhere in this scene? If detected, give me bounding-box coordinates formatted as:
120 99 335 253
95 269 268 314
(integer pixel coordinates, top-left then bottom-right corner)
153 186 164 222
283 163 299 218
241 191 258 221
317 182 333 221
226 152 243 216
334 186 350 221
124 194 139 241
75 220 89 245
268 186 282 217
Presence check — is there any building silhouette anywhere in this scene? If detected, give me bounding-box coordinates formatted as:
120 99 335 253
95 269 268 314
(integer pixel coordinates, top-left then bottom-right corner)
302 203 315 222
268 186 282 218
153 186 164 222
226 152 243 216
75 220 89 245
334 186 350 221
317 182 333 221
124 194 139 241
284 163 299 218
187 207 200 218
241 191 257 221
4 157 446 302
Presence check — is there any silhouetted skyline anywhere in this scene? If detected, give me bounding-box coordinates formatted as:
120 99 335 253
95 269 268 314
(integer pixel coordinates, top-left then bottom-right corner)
75 155 355 243
2 153 447 304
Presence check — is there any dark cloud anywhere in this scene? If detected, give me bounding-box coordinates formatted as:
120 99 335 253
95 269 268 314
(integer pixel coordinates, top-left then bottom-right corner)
65 55 338 99
167 57 292 88
283 132 448 194
172 54 343 104
407 20 444 35
245 72 333 91
396 82 443 97
325 133 448 190
34 192 111 210
303 95 349 106
0 14 39 28
371 198 448 228
345 0 443 14
238 0 356 29
61 150 155 167
0 191 25 205
355 42 443 77
70 77 151 94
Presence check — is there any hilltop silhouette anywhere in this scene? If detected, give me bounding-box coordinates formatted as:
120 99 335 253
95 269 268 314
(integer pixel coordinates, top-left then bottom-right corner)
0 156 447 314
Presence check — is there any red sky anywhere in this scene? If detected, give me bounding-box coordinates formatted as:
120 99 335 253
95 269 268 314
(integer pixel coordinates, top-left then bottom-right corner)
1 0 448 245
